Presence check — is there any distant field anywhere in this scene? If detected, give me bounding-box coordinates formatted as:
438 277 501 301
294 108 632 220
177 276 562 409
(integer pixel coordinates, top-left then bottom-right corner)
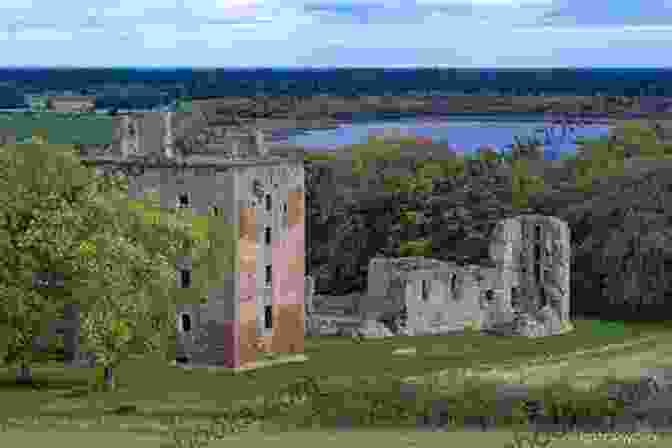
0 113 115 144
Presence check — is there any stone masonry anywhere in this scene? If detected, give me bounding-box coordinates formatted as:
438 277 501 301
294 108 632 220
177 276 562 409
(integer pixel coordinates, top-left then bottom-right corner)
486 214 572 337
38 109 305 369
308 214 573 339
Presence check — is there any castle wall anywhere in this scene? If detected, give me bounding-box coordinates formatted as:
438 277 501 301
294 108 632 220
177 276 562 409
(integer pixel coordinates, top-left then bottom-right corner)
488 214 571 336
63 112 305 367
489 217 523 323
238 195 258 366
495 215 571 319
128 165 240 365
519 215 571 321
403 264 489 334
233 161 305 365
272 186 305 354
364 258 502 335
366 258 395 302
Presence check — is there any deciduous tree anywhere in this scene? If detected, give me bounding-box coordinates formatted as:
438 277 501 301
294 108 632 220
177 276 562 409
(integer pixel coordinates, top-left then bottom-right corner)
0 139 199 385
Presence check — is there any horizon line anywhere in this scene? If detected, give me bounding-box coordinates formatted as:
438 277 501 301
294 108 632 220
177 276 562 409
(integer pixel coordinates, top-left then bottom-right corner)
1 66 672 70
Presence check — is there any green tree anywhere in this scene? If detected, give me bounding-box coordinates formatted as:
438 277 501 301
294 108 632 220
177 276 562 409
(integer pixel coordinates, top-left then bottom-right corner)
0 140 199 385
510 159 545 209
435 156 467 179
613 121 661 158
0 140 100 382
350 136 402 187
304 152 337 162
398 238 432 257
571 137 626 191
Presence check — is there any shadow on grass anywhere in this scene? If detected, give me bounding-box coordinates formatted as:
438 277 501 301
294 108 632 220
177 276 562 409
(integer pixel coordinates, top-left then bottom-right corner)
0 376 90 391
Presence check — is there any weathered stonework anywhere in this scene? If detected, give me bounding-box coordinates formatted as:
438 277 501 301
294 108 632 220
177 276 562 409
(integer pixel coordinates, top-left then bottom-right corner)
168 156 305 368
360 257 501 336
75 111 306 368
485 214 572 337
309 214 572 339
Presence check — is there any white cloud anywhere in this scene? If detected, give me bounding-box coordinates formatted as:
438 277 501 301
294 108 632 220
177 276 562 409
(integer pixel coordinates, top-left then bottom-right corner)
0 0 669 66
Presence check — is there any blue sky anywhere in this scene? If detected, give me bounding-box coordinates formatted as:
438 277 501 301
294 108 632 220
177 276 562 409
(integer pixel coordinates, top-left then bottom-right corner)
0 0 671 67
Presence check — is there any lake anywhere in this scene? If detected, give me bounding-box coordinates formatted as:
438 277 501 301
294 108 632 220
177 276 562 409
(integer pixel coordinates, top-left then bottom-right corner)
268 114 613 159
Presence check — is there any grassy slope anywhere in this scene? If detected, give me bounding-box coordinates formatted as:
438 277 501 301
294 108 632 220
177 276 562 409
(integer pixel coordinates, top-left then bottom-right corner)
0 319 670 443
0 319 669 419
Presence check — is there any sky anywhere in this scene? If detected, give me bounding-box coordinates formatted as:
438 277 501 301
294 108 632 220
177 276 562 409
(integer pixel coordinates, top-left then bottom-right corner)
0 0 671 67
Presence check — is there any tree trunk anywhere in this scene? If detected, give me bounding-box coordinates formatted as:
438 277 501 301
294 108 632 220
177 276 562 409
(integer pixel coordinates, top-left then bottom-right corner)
103 366 115 391
16 362 33 384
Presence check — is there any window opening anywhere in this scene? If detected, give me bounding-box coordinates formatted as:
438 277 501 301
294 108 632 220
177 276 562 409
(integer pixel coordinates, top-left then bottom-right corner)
179 313 192 332
265 194 272 212
265 265 272 286
540 287 548 308
421 279 430 301
265 227 271 245
177 193 190 208
264 305 273 329
180 269 192 288
534 244 542 283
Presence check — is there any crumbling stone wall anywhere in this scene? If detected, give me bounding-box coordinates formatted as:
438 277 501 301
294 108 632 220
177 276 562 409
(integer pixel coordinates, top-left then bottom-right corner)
361 214 572 338
404 264 484 335
488 214 572 337
364 257 501 335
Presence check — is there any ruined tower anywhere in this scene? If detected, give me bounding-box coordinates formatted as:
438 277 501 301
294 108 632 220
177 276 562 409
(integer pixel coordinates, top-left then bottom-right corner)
489 214 572 336
84 111 306 368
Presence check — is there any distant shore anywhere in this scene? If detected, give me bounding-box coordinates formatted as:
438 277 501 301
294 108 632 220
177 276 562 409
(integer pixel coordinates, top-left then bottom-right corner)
199 94 672 140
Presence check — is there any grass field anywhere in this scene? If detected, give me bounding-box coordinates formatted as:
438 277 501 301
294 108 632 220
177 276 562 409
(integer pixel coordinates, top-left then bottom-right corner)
1 319 671 423
0 320 671 447
1 427 669 448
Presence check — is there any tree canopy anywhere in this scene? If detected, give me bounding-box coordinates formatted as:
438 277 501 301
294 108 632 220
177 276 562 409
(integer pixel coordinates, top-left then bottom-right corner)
0 138 227 387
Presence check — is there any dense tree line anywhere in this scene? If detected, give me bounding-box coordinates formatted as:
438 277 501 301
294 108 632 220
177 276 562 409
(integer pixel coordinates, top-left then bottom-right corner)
306 121 672 324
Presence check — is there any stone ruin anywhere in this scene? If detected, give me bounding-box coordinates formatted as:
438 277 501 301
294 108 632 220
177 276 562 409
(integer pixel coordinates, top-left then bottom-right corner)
486 214 573 337
305 214 573 339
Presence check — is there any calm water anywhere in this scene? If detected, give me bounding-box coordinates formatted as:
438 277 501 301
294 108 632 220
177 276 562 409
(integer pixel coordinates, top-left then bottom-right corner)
270 115 613 157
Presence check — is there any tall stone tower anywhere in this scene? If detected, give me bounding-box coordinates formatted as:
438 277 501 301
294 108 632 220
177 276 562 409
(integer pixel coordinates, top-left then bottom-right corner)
489 214 571 336
86 111 305 369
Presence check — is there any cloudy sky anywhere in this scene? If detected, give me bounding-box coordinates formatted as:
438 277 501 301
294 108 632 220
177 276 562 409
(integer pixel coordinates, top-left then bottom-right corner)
0 0 671 67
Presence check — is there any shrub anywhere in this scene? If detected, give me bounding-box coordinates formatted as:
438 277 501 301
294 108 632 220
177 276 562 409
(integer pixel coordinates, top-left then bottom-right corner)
510 159 545 209
398 239 432 257
305 152 337 162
